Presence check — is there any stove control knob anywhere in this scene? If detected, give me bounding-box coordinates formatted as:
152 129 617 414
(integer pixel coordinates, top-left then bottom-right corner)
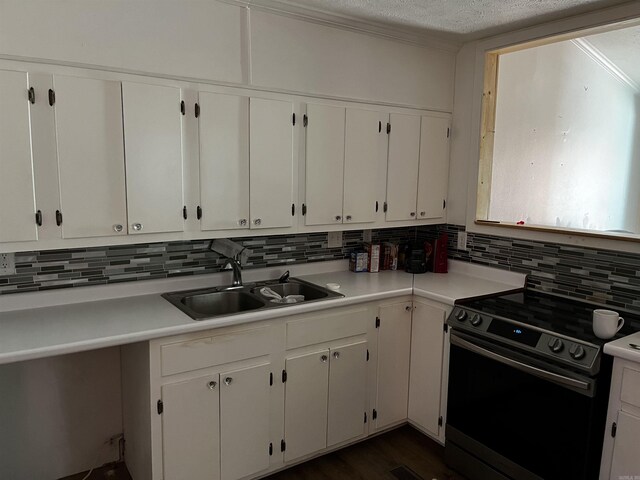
569 344 586 360
548 337 564 353
455 310 468 321
470 314 483 327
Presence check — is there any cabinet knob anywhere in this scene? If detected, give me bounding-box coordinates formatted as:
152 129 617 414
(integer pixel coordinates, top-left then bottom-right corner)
207 381 217 390
410 212 416 217
320 355 328 363
224 377 233 385
113 224 123 233
132 223 143 231
405 305 412 312
345 215 352 221
420 211 426 217
239 219 247 227
253 218 261 226
333 351 340 359
335 215 342 222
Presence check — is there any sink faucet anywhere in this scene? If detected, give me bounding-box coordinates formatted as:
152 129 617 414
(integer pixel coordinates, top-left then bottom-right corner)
223 255 243 287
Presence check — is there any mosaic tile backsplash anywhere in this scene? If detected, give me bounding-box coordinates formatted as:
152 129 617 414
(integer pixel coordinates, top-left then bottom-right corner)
420 224 640 315
0 228 415 295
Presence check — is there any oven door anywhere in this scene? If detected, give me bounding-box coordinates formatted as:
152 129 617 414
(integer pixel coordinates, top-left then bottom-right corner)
446 331 603 480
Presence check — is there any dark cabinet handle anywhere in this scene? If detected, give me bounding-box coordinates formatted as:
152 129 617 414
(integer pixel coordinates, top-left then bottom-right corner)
378 121 381 133
55 210 62 226
180 101 185 115
28 87 35 104
183 206 187 220
195 103 200 118
35 210 42 226
48 89 55 106
375 201 379 212
197 206 202 220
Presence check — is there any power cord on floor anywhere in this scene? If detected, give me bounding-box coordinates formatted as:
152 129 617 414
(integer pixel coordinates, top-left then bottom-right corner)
81 433 124 480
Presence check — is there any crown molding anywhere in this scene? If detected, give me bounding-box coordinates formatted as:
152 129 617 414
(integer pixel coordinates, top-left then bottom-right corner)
572 38 640 92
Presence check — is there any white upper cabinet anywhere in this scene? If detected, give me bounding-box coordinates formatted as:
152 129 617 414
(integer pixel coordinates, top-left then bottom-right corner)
249 97 295 230
417 115 450 221
53 75 127 238
385 114 421 221
343 108 383 225
198 92 250 231
0 69 37 243
122 82 184 235
304 104 345 226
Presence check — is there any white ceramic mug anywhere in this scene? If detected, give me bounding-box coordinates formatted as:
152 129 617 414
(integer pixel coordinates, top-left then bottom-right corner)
593 309 624 339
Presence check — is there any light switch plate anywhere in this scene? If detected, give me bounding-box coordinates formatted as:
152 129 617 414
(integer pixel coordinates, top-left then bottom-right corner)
328 231 343 248
457 231 468 251
0 253 15 275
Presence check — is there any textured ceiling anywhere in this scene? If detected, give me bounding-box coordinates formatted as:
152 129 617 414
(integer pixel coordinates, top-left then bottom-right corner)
280 0 633 41
586 25 640 85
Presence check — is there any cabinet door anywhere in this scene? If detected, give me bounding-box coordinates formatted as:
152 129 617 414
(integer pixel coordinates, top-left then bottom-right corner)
417 115 450 221
54 75 127 238
122 82 184 234
343 108 381 225
162 374 220 480
249 98 295 229
284 349 329 462
199 92 250 231
408 300 446 437
610 411 640 480
327 341 368 447
220 363 271 480
304 103 345 226
0 69 37 243
385 114 421 221
375 302 412 430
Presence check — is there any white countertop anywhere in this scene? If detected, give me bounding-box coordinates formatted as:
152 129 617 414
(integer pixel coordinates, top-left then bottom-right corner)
604 331 640 363
0 260 525 365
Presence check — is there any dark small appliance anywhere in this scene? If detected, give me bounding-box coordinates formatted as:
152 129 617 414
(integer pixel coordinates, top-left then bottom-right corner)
404 242 428 273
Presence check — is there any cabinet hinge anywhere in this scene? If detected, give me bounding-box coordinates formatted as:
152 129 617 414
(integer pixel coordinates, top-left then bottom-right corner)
375 317 380 328
48 89 55 106
270 372 273 386
444 323 448 333
269 443 273 456
280 439 286 452
292 203 295 216
447 127 450 138
611 422 617 437
180 100 185 115
183 206 188 220
195 102 200 118
197 206 202 220
28 87 35 104
366 349 370 362
364 412 367 424
443 199 446 210
35 210 42 227
383 202 388 213
372 409 377 420
438 416 443 427
55 210 63 226
282 369 287 383
292 113 296 126
157 400 163 415
303 114 308 127
302 204 307 216
386 123 391 134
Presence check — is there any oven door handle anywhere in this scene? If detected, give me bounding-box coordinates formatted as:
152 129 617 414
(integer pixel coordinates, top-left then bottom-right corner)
450 334 590 392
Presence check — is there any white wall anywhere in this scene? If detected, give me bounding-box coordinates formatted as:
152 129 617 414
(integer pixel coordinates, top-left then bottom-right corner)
0 348 122 480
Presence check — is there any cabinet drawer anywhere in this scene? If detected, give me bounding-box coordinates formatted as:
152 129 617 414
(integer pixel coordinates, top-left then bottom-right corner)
621 367 640 408
286 307 370 349
161 326 272 376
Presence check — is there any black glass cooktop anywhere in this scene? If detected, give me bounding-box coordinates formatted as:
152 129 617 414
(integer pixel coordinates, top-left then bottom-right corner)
457 290 640 345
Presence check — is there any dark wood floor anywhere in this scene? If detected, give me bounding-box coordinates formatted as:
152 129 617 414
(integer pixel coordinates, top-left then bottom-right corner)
265 425 465 480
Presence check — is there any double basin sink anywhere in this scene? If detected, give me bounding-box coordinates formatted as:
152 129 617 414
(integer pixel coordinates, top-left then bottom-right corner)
162 278 344 320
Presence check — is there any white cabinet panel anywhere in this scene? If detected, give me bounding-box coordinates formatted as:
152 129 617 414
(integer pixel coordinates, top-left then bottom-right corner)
220 363 271 480
375 302 412 430
304 104 345 226
343 108 382 225
122 82 184 235
327 341 368 447
284 349 329 462
417 115 450 221
408 300 446 437
610 411 640 480
162 374 220 480
199 92 250 231
53 75 127 238
0 69 37 243
385 114 421 221
249 98 295 229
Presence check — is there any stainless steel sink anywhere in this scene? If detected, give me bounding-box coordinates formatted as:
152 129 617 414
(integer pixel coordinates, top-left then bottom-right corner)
163 278 343 321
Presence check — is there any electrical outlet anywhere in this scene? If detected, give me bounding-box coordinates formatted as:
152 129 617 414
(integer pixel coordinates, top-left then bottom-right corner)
363 229 372 243
328 231 343 248
457 232 468 251
0 253 15 275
